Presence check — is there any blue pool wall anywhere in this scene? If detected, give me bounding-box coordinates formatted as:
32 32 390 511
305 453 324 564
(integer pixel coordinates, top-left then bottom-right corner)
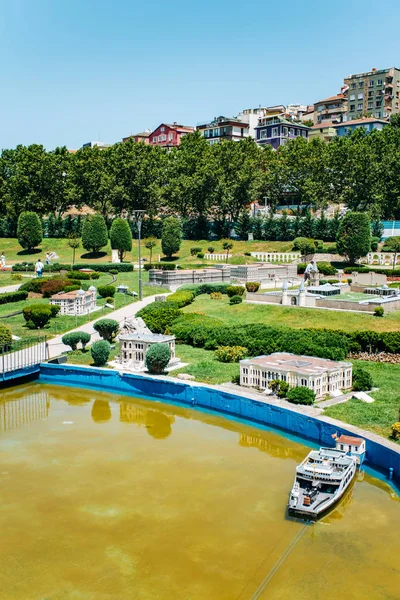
38 363 400 484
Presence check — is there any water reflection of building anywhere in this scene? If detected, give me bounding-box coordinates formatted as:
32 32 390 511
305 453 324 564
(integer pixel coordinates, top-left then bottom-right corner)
0 392 49 432
239 433 300 460
120 402 175 439
91 400 112 423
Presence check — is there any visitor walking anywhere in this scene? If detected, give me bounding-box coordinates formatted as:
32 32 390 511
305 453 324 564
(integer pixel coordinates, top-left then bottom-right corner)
0 252 6 269
45 252 51 265
35 258 44 278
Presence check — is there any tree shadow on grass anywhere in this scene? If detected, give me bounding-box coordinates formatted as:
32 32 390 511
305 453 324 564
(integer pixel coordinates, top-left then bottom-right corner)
80 251 108 260
17 248 42 256
160 256 179 262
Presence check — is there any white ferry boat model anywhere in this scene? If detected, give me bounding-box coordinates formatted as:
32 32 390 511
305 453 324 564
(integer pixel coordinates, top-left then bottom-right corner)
288 446 358 519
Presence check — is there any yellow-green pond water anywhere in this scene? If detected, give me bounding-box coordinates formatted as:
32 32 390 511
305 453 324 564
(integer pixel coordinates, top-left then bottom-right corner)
0 382 398 599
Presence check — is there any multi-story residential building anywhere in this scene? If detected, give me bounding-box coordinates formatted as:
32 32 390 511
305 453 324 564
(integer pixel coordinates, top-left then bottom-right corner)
122 131 150 144
148 123 194 149
313 92 348 125
255 115 309 149
344 67 400 121
309 116 388 142
333 117 388 137
236 108 269 138
196 116 249 145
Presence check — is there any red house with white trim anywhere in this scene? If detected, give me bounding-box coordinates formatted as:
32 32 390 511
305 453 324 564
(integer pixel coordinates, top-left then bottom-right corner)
149 122 194 149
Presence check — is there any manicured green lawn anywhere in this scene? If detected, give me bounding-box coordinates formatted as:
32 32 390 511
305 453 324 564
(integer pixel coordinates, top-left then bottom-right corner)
182 294 400 333
324 361 400 440
0 237 301 268
171 344 240 385
65 343 120 367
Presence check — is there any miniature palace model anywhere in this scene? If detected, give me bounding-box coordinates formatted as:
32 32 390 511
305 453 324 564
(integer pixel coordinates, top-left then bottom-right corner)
240 352 352 398
49 287 98 316
117 317 179 371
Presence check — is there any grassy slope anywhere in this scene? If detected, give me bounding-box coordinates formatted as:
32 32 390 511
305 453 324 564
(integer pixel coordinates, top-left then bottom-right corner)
324 361 400 439
182 294 400 333
172 344 240 384
2 237 299 267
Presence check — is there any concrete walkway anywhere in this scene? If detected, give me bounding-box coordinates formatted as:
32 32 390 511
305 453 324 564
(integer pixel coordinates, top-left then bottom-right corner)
47 295 159 359
0 284 21 293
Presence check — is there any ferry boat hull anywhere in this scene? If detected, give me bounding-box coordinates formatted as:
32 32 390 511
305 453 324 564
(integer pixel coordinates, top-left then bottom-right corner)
288 447 357 520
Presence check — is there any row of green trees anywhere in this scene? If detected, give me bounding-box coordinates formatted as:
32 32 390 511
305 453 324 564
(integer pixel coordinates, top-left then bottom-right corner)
2 119 400 223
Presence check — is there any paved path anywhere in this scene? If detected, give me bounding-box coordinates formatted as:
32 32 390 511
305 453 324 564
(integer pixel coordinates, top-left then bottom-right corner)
47 295 159 359
0 284 21 293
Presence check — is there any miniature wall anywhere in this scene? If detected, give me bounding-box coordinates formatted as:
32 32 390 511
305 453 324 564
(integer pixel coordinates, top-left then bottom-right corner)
38 364 400 484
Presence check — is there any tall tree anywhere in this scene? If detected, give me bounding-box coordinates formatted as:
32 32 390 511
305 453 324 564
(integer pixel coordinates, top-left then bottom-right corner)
336 212 371 263
161 217 182 258
110 217 132 261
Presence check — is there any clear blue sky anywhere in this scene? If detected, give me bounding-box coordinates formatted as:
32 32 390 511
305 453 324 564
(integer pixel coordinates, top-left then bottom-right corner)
1 0 400 150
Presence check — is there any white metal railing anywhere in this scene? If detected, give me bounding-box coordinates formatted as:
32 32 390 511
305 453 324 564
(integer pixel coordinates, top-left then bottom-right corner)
250 252 301 262
203 253 232 261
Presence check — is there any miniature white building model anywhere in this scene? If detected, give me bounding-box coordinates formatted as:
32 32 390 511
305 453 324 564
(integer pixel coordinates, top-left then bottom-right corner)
240 352 352 398
332 433 366 464
49 287 98 316
118 317 178 371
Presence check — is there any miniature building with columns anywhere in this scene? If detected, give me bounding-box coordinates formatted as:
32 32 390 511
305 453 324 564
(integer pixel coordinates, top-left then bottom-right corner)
118 317 178 371
49 286 97 315
240 352 353 398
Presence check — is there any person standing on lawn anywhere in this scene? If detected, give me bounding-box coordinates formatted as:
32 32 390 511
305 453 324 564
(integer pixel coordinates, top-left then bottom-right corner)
45 252 51 265
0 252 5 269
35 258 44 278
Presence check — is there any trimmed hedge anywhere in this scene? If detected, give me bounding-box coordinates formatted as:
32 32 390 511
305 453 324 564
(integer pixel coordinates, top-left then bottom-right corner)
136 302 181 334
167 290 196 308
343 265 400 277
93 318 119 342
72 263 133 272
62 332 83 351
91 340 110 366
214 346 247 363
226 285 245 298
0 290 28 305
98 285 115 298
229 295 243 305
179 283 231 295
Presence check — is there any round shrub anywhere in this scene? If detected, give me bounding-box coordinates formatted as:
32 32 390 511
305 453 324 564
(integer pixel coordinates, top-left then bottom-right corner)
226 285 245 298
352 367 373 391
167 290 195 308
197 252 204 259
245 282 260 293
231 373 240 384
214 346 247 363
23 305 52 329
11 273 22 281
91 340 111 366
79 332 91 350
98 285 116 298
286 386 315 405
62 332 82 351
190 247 202 256
49 305 60 318
145 343 171 374
0 323 12 347
93 318 119 342
109 269 119 275
90 272 100 279
210 292 223 300
229 295 243 305
292 237 315 255
207 246 215 253
374 306 384 317
105 297 114 304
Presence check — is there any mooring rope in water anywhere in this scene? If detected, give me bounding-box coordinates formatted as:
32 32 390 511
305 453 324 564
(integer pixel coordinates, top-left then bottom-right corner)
249 523 309 600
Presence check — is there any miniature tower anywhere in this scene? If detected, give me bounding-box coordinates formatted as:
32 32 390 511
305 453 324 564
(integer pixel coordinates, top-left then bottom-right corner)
309 270 320 287
281 279 289 305
298 279 306 307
